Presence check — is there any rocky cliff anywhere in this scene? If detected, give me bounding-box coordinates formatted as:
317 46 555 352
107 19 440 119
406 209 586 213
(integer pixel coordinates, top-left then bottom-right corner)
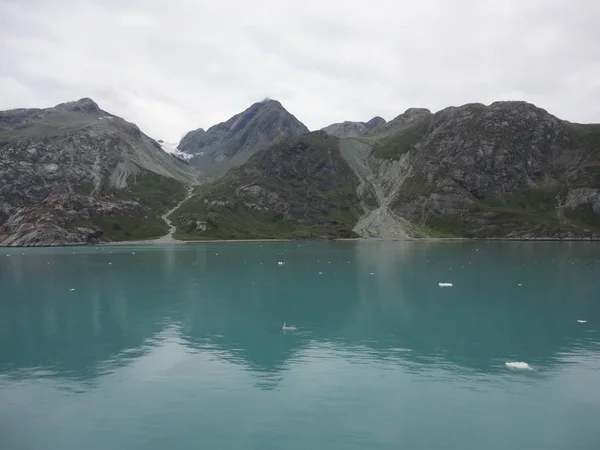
171 131 361 240
178 99 309 175
0 194 149 246
0 98 198 245
321 116 386 138
345 102 600 239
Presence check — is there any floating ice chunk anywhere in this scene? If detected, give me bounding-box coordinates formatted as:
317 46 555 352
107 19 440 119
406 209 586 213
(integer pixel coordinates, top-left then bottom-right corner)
69 288 75 291
577 320 587 323
132 252 135 255
370 272 375 275
278 261 285 265
438 282 453 287
108 262 112 265
319 272 323 275
505 361 533 370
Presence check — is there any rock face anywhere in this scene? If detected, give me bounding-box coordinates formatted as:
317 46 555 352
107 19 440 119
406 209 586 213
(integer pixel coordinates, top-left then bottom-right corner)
349 101 600 238
0 98 198 244
0 98 197 218
0 194 143 246
178 99 309 175
171 131 361 240
321 116 386 138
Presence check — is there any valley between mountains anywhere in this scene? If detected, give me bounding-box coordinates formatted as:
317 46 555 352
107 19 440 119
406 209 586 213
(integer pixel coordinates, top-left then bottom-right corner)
1 97 600 246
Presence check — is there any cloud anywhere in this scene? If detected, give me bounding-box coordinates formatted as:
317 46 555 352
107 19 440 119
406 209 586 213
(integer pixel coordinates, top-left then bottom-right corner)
1 0 599 141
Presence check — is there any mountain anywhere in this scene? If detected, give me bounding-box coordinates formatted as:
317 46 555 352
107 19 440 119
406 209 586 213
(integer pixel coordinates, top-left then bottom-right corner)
345 101 600 239
0 98 198 245
178 99 309 175
171 131 361 240
321 116 386 138
172 101 600 240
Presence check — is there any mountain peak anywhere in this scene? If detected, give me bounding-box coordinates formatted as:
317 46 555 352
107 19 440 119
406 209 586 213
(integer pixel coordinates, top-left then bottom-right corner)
55 97 101 114
178 100 309 174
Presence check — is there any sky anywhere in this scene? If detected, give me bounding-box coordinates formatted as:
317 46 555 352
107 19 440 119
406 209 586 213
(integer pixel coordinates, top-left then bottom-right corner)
1 0 599 142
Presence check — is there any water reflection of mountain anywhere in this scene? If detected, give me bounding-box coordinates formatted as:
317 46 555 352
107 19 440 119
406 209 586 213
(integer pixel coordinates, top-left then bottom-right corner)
1 242 599 387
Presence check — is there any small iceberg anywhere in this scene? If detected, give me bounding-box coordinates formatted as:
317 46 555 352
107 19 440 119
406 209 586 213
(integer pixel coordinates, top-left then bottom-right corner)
577 320 587 323
69 288 75 291
505 361 533 370
278 261 285 265
438 282 453 287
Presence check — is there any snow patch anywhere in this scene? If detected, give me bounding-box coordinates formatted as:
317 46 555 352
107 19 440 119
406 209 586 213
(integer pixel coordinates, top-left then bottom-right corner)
159 141 194 161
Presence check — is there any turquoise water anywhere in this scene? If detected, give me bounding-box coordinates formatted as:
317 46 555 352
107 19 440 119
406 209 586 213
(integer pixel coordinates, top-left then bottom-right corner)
1 242 600 450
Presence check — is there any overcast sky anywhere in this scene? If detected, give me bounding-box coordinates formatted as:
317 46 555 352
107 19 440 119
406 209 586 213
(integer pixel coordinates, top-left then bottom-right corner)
1 0 599 141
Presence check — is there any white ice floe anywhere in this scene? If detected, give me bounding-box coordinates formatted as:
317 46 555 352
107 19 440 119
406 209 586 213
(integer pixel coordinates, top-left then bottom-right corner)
278 261 285 265
577 320 587 323
438 282 453 287
505 361 533 370
69 288 75 291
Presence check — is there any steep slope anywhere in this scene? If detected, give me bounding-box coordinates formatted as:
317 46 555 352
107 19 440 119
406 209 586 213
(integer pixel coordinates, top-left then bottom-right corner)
348 102 600 239
0 98 198 245
321 116 386 138
171 131 361 240
178 99 309 175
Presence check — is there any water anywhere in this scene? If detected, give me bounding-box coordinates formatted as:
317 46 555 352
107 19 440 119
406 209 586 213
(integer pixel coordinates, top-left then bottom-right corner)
1 242 600 450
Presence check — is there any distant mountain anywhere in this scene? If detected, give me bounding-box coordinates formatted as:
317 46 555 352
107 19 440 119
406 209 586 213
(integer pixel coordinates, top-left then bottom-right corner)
173 101 600 240
321 116 386 138
0 98 198 245
178 99 309 175
345 101 600 239
3 97 600 244
171 131 361 240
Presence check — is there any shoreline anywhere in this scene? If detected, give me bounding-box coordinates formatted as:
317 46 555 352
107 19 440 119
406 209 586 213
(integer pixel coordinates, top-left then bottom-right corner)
3 237 600 248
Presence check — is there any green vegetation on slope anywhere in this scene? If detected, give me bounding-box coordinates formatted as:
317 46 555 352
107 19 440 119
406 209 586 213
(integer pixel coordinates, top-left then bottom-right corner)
372 118 431 160
410 186 600 238
79 171 187 241
172 132 361 240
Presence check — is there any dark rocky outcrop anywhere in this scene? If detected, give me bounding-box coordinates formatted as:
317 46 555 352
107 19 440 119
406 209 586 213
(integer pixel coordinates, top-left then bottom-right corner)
0 193 145 246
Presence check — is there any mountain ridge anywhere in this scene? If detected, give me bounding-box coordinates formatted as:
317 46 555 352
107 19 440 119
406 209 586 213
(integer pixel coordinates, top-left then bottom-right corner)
321 116 386 138
2 97 600 245
0 98 197 245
